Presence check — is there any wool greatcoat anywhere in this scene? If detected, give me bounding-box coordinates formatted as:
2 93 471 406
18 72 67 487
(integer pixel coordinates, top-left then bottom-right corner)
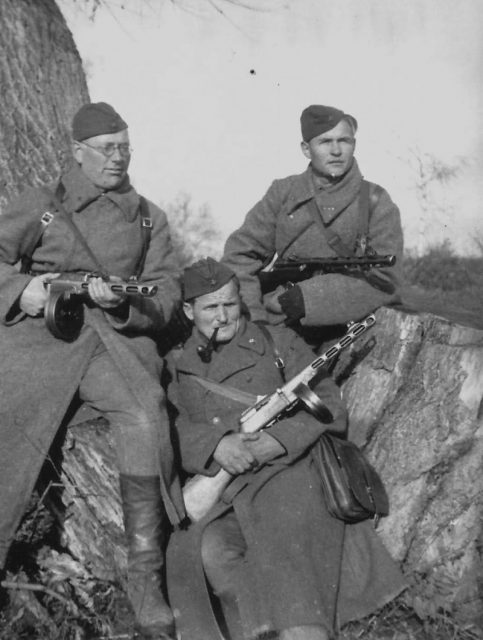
0 163 185 567
222 160 404 328
166 319 406 640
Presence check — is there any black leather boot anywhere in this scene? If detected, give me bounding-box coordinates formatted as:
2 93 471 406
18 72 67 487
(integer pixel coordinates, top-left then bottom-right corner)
119 474 175 640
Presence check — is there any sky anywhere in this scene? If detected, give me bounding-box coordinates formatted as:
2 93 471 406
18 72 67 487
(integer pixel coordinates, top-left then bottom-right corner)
58 0 483 255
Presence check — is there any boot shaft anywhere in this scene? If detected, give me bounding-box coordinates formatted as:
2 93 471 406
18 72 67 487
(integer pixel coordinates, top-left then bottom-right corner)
119 474 175 638
119 474 168 573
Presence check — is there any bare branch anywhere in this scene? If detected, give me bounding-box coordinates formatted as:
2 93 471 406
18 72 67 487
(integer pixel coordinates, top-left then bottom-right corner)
206 0 256 37
1 580 72 607
65 0 281 25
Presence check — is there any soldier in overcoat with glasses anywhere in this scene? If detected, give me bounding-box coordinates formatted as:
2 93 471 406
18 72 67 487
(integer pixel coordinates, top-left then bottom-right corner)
0 102 183 639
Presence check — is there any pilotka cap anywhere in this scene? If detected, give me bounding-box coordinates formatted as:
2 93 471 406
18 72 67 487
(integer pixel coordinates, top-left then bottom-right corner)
183 257 236 301
72 102 128 141
300 105 357 142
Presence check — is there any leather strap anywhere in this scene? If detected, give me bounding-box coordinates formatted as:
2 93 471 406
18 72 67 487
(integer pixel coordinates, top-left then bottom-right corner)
254 322 286 381
274 181 375 262
188 324 286 405
20 209 55 274
46 183 109 277
189 374 258 407
357 179 370 240
308 179 374 258
21 180 152 280
305 181 393 293
307 198 354 257
134 196 152 279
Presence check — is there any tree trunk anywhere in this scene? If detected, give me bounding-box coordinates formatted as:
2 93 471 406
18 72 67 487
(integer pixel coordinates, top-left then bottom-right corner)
56 307 483 627
57 416 127 584
0 0 89 208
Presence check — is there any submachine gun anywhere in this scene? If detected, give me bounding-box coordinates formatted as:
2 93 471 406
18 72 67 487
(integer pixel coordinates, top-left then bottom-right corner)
43 273 158 341
183 314 376 522
258 254 396 294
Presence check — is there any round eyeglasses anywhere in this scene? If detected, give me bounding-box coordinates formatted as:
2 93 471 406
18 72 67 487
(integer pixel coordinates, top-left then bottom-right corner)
80 141 132 158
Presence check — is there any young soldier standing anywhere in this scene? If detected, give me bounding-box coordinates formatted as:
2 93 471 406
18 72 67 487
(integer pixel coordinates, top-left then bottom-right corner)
223 105 403 344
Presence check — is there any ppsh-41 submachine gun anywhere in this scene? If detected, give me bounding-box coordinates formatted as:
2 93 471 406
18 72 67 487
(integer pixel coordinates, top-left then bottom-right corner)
259 254 396 293
43 273 158 341
183 314 376 522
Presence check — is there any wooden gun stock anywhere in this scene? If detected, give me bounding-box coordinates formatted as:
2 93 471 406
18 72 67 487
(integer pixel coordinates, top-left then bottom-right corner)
182 314 376 522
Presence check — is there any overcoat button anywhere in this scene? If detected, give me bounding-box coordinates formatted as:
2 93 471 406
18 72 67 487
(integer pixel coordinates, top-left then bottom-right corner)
212 416 220 425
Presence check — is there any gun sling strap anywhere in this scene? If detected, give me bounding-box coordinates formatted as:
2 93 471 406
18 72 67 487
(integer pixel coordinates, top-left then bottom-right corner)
187 320 331 429
21 181 152 279
305 181 394 293
305 180 378 257
189 374 258 406
189 324 286 402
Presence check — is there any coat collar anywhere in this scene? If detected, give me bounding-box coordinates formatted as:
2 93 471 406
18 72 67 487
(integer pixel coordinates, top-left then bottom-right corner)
60 163 141 222
284 159 363 225
284 167 314 211
176 318 267 382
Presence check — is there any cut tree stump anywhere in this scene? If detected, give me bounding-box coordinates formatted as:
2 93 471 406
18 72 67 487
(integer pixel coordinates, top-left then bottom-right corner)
58 418 127 585
56 307 483 626
334 307 483 625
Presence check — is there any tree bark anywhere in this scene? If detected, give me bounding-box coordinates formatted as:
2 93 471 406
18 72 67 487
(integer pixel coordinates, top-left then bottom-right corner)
0 0 89 208
335 307 483 626
57 308 483 627
57 417 127 584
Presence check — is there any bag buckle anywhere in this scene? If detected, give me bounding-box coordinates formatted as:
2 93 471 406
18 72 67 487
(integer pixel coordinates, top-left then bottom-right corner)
41 211 54 226
274 356 285 370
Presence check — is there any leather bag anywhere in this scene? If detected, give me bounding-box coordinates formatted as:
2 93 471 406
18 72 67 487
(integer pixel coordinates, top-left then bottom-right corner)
312 432 389 524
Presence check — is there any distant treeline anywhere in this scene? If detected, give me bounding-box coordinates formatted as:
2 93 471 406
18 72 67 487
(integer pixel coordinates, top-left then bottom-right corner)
403 240 483 291
402 241 483 329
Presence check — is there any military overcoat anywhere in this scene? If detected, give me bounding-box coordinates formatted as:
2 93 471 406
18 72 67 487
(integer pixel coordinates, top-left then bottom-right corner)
166 320 406 639
223 160 403 326
0 164 184 566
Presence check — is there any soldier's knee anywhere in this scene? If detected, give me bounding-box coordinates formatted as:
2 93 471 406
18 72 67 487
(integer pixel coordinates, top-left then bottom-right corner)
116 411 159 439
201 530 244 599
280 625 330 640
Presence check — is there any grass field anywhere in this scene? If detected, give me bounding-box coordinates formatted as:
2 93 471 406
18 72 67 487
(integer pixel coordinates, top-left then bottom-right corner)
401 243 483 330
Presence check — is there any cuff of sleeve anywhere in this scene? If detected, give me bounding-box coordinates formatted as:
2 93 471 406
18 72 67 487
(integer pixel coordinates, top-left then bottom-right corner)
201 424 234 474
105 300 130 322
5 299 27 325
106 297 164 331
278 285 305 322
1 275 33 325
268 418 316 455
262 431 287 456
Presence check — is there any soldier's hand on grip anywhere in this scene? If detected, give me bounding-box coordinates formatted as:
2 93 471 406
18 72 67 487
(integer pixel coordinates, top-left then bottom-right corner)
213 433 259 475
87 276 126 309
20 273 60 316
